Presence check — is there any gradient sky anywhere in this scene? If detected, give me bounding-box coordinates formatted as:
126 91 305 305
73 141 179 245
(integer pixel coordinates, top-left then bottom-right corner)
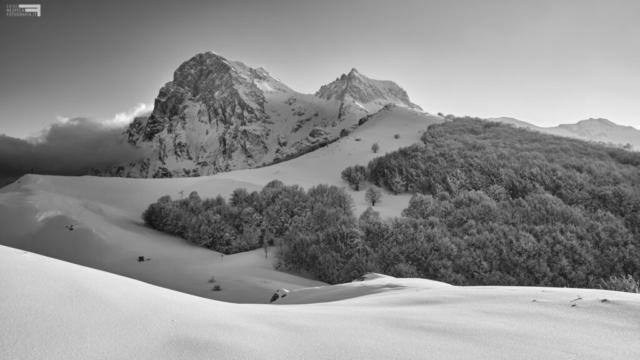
1 0 639 139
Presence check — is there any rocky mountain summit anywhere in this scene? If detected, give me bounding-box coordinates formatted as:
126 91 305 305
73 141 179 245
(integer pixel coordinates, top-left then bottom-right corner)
99 52 425 178
316 68 422 120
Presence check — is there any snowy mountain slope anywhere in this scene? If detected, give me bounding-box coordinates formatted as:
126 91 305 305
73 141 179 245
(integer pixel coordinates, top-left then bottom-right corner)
2 245 639 360
0 106 441 302
491 117 640 149
100 52 426 178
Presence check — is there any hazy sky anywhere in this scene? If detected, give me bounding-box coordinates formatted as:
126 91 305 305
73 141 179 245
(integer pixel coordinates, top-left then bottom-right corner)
1 0 639 139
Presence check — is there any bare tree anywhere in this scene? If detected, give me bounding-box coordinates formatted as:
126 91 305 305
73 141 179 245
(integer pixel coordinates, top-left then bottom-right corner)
365 187 383 206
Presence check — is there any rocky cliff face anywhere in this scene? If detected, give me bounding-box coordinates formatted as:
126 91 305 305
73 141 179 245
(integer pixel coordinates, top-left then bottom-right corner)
99 52 425 178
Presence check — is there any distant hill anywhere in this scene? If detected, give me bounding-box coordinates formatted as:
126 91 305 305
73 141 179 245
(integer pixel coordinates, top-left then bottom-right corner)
490 117 640 149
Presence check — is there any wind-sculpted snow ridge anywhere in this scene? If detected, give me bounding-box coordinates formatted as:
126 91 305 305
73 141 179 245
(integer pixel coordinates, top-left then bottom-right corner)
2 246 639 360
271 273 453 304
97 52 425 179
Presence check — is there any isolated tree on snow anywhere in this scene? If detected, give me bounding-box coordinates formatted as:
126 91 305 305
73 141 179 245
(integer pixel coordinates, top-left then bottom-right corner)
365 187 383 206
372 142 380 153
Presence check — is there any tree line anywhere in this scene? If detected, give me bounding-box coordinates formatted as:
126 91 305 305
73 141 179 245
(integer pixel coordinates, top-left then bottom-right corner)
142 181 366 283
358 117 640 287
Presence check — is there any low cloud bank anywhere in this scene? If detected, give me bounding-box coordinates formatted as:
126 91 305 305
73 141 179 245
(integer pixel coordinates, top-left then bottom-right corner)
0 104 152 185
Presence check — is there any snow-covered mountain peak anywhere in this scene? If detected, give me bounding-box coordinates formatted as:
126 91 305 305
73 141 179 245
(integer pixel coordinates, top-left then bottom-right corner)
315 68 422 112
254 67 278 80
172 52 234 89
172 52 281 89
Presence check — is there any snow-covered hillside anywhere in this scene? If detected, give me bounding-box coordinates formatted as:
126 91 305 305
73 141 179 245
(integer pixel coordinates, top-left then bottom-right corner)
2 245 638 359
0 106 441 302
100 52 426 178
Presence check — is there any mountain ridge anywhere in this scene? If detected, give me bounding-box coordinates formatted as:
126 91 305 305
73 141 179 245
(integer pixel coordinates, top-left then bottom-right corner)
490 116 640 149
98 52 425 178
